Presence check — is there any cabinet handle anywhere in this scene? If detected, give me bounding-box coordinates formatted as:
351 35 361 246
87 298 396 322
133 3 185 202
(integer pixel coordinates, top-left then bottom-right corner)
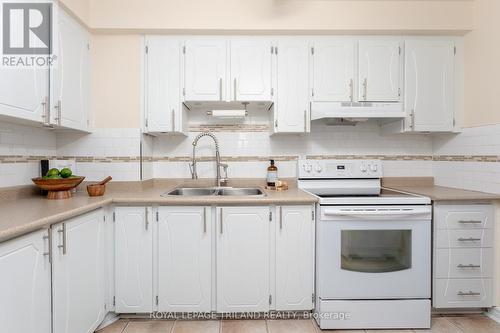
43 232 52 263
171 109 175 132
220 208 223 234
279 207 283 230
219 78 223 101
410 109 415 131
458 237 482 242
41 96 51 127
54 100 62 125
233 78 237 101
275 119 278 129
57 223 67 255
459 220 483 224
304 110 307 132
457 291 481 296
457 264 481 269
349 79 354 102
362 78 368 101
203 207 207 234
145 207 149 231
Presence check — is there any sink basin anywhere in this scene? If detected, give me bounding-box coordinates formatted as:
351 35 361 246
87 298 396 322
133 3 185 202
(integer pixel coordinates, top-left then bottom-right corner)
164 187 218 196
217 188 264 196
162 187 265 197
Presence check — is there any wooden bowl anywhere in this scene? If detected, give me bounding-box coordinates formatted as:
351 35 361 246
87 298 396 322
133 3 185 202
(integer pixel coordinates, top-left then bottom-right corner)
32 176 85 200
87 184 106 197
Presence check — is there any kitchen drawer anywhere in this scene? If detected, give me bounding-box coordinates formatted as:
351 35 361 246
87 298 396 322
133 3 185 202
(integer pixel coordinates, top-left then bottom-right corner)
433 278 493 308
435 229 493 248
435 248 493 279
434 204 494 230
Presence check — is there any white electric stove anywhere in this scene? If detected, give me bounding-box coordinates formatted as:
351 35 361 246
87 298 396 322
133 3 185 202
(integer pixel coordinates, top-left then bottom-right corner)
298 159 432 330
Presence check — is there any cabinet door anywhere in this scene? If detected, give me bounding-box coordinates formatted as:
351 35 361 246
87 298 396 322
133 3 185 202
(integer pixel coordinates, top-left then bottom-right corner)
276 206 314 311
312 39 355 102
275 40 310 133
217 206 270 312
405 40 455 132
145 37 182 133
0 67 48 123
114 207 153 313
51 9 90 131
0 230 51 333
358 40 401 102
184 39 227 101
230 39 272 101
52 209 106 333
157 206 212 312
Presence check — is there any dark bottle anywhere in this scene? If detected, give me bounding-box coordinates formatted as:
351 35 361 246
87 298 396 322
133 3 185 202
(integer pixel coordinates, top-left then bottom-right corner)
266 159 278 187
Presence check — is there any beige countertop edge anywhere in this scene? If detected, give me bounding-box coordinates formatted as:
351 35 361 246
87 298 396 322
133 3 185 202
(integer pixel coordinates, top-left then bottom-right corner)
0 190 317 243
386 185 500 202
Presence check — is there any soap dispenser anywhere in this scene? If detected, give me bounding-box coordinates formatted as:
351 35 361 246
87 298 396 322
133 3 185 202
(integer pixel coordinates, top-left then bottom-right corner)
267 159 278 187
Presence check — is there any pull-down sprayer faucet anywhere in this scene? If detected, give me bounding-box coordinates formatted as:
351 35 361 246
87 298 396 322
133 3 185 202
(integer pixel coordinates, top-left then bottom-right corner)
189 132 228 187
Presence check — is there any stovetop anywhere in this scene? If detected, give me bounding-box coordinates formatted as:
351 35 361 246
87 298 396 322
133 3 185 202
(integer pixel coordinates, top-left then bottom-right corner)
312 188 431 206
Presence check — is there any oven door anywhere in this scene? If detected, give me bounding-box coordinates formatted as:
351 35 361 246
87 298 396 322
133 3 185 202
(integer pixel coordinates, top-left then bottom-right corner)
317 205 431 300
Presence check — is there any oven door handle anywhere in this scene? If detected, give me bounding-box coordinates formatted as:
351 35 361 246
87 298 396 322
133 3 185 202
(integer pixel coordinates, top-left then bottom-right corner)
323 209 429 219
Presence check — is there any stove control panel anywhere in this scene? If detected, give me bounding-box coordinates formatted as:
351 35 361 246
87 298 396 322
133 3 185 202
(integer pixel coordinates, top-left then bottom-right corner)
298 159 383 179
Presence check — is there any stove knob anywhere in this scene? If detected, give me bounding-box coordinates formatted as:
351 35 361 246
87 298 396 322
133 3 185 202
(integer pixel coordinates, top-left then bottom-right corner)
370 164 378 172
303 164 312 173
315 164 323 173
360 163 368 172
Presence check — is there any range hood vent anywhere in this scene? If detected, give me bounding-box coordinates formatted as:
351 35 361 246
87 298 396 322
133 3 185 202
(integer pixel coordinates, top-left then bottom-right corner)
311 102 405 121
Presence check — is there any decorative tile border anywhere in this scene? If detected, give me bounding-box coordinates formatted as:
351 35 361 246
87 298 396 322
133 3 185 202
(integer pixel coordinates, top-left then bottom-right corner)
3 154 500 164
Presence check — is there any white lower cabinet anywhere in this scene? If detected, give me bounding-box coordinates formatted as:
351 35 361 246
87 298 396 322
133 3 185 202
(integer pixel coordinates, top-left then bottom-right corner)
0 229 51 333
433 203 494 309
114 207 153 313
157 206 212 312
216 206 271 312
276 205 315 310
52 209 106 333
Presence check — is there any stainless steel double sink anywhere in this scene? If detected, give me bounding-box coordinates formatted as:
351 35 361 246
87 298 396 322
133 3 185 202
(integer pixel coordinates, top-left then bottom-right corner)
162 187 265 197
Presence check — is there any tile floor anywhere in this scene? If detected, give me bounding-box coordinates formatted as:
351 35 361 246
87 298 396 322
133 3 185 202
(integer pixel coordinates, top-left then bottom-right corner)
96 314 500 333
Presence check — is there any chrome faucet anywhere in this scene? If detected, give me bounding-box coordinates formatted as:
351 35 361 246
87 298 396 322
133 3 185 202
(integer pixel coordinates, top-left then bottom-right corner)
189 132 229 187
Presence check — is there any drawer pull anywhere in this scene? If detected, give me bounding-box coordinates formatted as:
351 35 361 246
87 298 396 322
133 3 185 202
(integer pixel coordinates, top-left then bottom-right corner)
458 220 483 224
458 237 481 242
457 264 481 269
457 291 481 296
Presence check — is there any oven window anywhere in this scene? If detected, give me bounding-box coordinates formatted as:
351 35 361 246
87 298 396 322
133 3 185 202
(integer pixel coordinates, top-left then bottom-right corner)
341 230 412 273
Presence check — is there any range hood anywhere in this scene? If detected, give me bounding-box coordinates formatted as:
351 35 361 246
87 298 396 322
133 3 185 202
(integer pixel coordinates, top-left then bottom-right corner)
184 100 273 112
311 102 405 121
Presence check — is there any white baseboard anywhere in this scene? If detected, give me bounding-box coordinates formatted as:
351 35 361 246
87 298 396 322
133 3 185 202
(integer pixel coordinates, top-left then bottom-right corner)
96 312 120 331
486 307 500 324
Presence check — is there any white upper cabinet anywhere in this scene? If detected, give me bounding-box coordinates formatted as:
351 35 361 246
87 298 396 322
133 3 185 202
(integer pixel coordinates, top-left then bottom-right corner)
51 8 90 131
0 229 51 333
312 39 355 102
0 66 49 124
405 40 455 132
184 39 228 101
274 39 310 133
157 206 212 312
217 206 270 312
276 206 315 311
52 209 106 333
358 39 401 102
230 39 272 101
114 207 153 313
144 37 184 134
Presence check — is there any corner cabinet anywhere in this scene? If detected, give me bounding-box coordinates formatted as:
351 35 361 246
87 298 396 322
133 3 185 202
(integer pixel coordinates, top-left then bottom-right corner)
114 207 153 313
0 229 52 333
276 205 315 310
50 8 90 132
52 209 106 333
216 206 271 312
144 37 186 135
273 40 310 134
